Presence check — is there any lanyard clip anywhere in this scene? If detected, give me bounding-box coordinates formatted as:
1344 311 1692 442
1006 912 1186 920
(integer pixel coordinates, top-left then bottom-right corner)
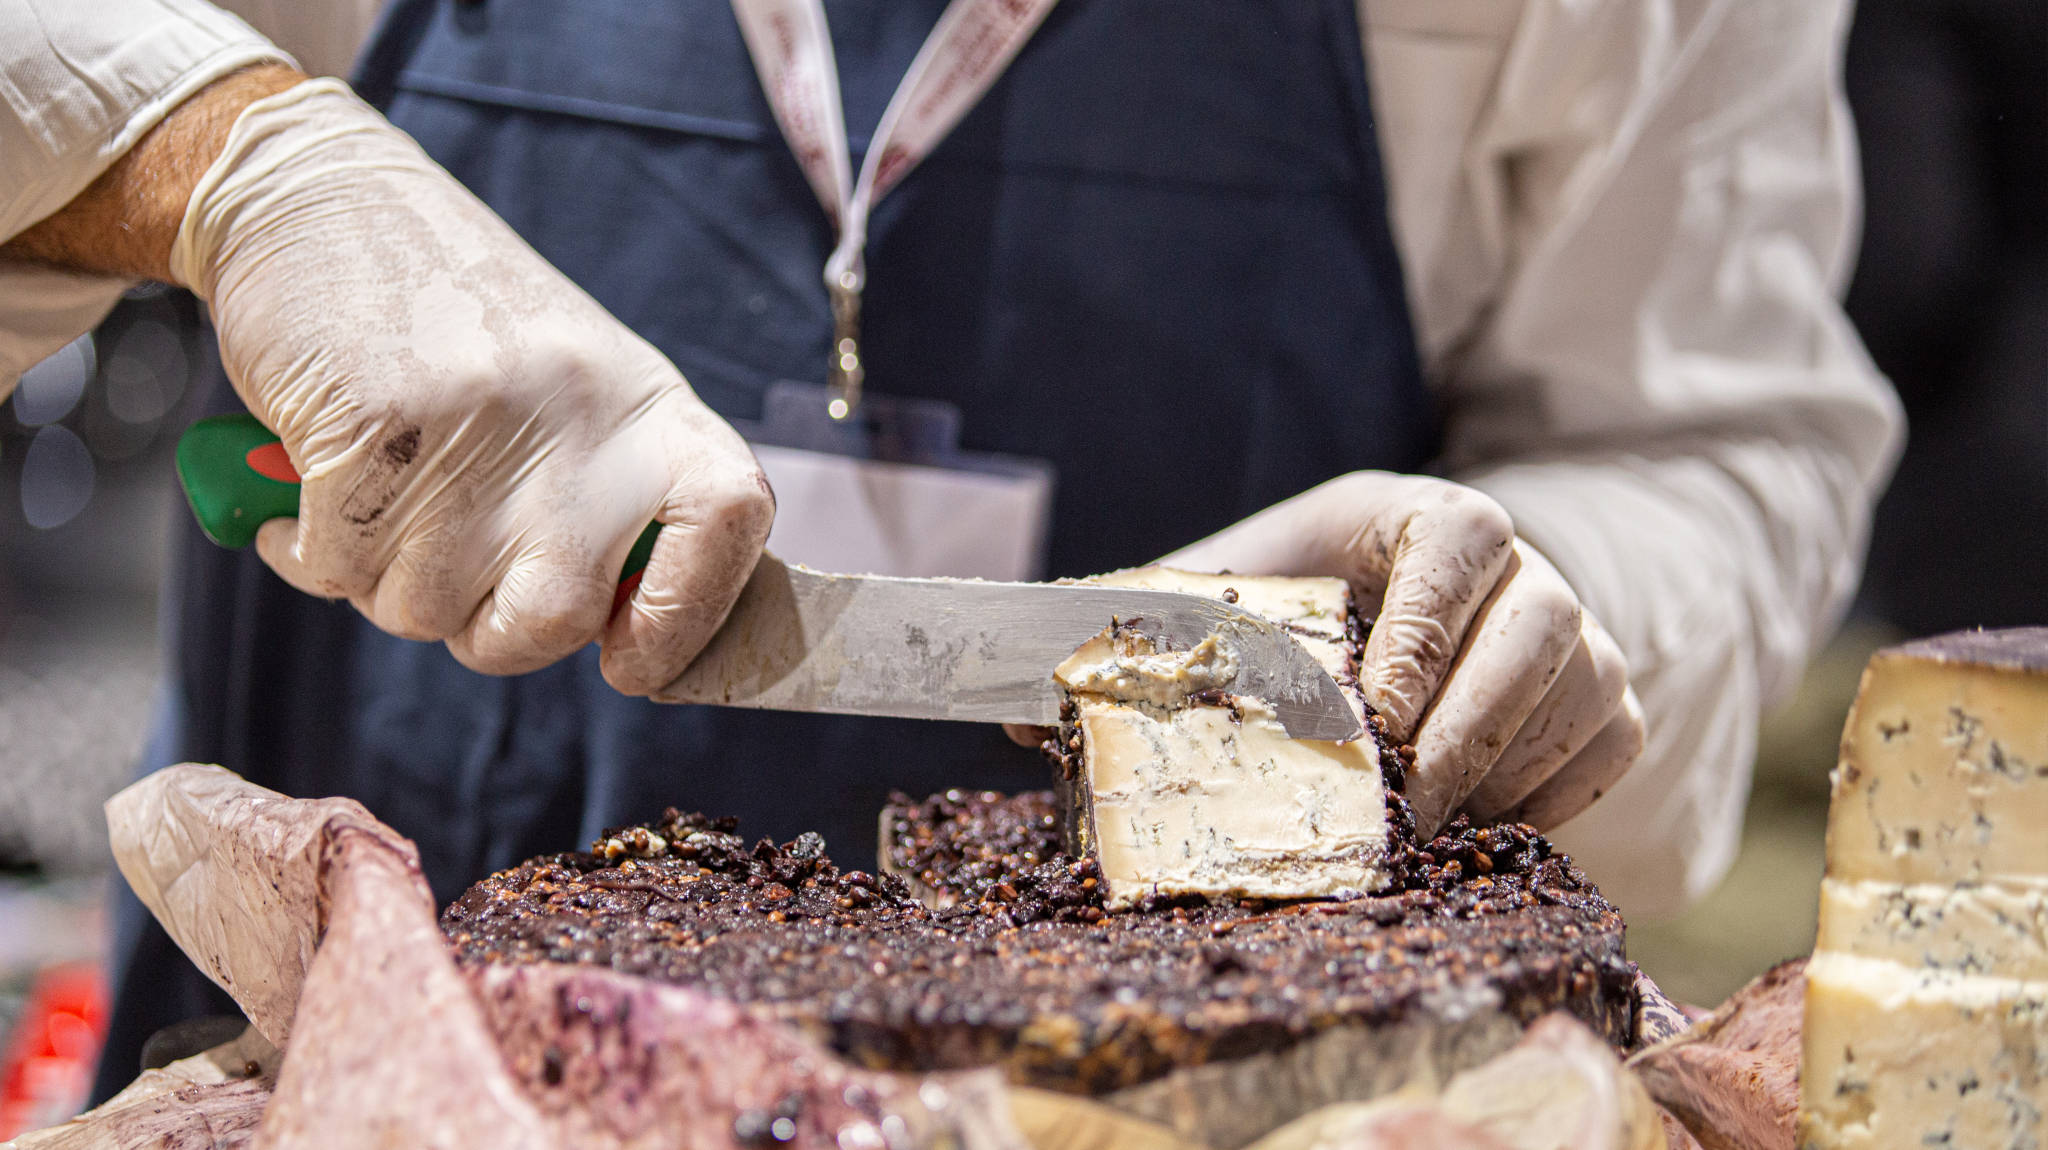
827 269 864 421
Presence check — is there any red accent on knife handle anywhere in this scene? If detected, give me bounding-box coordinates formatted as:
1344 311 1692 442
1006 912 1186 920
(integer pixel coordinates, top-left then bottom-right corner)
612 570 645 617
245 441 300 483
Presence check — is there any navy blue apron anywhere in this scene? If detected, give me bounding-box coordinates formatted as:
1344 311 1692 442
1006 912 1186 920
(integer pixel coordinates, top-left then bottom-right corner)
96 0 1433 1098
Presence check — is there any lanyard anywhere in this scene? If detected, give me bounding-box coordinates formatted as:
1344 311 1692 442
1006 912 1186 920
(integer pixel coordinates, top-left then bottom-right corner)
732 0 1059 418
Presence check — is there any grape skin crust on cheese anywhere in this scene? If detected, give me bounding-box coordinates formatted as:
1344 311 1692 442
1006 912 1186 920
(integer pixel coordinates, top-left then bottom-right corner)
1800 627 2048 1150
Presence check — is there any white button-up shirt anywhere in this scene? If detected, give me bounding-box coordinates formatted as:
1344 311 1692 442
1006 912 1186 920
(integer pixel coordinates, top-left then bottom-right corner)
0 0 1904 916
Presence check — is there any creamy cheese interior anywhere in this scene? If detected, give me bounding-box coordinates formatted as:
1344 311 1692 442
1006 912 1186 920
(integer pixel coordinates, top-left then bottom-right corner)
1800 630 2048 1149
1055 632 1240 709
1055 568 1390 908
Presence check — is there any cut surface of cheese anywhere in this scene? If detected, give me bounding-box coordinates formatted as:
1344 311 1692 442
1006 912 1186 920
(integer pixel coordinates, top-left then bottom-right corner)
1825 629 2048 887
1801 627 2048 1149
1816 876 2048 981
1051 568 1389 908
1801 952 2046 1149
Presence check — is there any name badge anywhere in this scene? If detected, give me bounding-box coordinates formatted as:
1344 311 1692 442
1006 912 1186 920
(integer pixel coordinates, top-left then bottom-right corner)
733 382 1054 581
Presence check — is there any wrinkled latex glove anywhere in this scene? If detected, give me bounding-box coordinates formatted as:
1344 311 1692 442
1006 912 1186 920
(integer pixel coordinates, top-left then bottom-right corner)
1161 472 1645 835
170 80 773 690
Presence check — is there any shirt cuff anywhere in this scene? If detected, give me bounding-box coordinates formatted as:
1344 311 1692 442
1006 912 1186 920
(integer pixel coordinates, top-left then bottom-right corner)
0 263 132 396
1 0 296 243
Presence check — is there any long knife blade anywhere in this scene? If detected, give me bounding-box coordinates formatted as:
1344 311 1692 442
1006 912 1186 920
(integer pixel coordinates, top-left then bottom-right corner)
171 416 1359 741
663 556 1363 742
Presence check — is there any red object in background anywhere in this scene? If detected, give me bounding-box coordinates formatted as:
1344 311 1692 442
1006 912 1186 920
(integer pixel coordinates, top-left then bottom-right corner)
0 964 108 1138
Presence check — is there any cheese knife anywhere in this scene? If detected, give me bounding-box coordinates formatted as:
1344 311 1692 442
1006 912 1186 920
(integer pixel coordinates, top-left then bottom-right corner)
174 413 1362 741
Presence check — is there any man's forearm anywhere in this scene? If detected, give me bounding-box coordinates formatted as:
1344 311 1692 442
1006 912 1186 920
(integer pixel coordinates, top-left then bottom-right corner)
1 63 304 283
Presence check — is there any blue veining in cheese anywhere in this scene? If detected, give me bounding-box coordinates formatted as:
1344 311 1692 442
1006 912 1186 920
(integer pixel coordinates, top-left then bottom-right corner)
1801 629 2048 1149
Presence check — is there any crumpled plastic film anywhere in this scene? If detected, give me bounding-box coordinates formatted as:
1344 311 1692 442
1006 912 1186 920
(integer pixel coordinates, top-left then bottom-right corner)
89 764 1030 1150
103 763 419 1047
1627 960 1803 1150
6 1027 277 1150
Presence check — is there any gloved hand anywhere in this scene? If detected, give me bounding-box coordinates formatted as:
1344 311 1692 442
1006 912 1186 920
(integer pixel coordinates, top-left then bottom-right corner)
1161 472 1644 835
170 79 774 691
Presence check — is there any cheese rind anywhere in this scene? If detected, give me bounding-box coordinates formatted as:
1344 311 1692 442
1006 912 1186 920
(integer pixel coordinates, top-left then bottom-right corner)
1801 628 2048 1150
1056 569 1388 909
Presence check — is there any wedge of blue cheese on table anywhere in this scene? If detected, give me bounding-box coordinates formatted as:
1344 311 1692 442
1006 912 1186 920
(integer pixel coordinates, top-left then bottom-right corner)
1799 627 2048 1149
1048 568 1392 909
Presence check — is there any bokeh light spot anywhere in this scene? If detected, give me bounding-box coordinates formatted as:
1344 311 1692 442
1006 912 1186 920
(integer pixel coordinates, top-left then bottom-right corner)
103 320 186 424
14 336 95 427
21 424 95 529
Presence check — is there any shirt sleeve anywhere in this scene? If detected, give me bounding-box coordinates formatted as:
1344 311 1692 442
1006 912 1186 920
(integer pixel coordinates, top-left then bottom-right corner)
1365 0 1904 915
0 0 291 389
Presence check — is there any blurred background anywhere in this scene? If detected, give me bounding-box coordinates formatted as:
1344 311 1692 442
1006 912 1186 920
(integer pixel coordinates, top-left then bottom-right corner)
0 287 206 1133
0 0 2041 1131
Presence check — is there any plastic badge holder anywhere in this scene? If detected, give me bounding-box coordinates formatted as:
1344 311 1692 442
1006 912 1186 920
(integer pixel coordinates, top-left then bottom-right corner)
730 381 1055 581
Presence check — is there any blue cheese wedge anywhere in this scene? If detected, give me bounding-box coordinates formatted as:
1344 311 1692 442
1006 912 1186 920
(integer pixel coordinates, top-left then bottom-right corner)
1800 628 2048 1149
1051 568 1391 909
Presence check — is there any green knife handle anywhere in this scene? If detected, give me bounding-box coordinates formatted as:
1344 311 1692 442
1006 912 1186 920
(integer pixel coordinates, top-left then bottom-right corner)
174 413 303 550
175 414 663 595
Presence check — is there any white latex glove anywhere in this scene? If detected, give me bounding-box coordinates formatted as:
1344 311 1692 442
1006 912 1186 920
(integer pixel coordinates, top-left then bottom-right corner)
169 79 774 690
1162 472 1645 836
